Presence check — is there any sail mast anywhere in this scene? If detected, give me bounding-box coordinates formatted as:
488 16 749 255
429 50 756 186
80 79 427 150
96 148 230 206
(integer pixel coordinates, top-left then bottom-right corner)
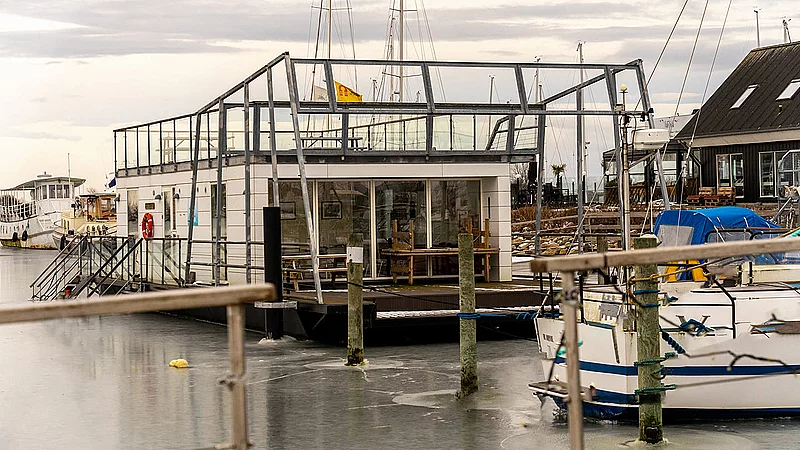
576 42 585 253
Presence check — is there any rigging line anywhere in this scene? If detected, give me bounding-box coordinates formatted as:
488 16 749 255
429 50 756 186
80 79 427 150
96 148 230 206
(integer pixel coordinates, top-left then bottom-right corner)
641 0 712 230
633 0 691 111
418 0 446 100
671 0 732 243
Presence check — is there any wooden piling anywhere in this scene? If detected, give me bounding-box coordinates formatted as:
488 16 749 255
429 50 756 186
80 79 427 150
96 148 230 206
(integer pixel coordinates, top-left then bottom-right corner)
561 271 584 450
633 235 663 444
458 233 478 397
346 233 364 366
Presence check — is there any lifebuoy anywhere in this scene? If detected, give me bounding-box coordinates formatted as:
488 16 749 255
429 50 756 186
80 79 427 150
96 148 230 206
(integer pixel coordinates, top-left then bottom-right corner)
141 212 155 238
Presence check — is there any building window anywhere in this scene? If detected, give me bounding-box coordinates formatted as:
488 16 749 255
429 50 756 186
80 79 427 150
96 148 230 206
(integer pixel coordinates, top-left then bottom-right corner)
318 181 371 274
270 181 314 255
731 84 757 109
716 154 744 197
760 152 775 197
376 181 427 277
777 79 800 101
716 154 731 187
127 189 138 237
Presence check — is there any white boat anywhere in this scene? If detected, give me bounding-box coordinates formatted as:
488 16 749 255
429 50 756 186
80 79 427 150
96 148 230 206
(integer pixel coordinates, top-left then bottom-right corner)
529 208 800 420
0 173 85 249
52 192 117 249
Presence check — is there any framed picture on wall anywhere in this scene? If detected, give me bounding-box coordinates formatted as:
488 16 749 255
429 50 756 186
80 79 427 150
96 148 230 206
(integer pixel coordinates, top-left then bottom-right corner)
280 202 296 220
321 201 342 220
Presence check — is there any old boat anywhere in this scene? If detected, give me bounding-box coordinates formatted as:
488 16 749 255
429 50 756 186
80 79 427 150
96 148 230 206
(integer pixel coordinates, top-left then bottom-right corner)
52 192 117 249
529 208 800 420
0 173 85 249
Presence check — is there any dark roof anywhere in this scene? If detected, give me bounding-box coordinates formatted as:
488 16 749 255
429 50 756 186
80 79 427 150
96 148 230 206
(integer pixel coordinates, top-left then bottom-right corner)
675 42 800 141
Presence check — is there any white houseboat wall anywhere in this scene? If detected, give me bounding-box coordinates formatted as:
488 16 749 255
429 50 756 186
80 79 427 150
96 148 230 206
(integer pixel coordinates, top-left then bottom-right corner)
112 53 655 291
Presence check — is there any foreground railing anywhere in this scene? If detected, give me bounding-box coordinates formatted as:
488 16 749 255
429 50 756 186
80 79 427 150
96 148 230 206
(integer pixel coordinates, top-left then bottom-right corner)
3 284 276 450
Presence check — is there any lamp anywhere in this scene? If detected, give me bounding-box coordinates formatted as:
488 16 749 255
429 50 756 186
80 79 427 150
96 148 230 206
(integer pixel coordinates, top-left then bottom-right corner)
154 194 162 200
173 192 180 200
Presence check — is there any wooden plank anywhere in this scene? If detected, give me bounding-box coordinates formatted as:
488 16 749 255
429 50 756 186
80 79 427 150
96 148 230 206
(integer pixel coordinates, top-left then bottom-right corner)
530 237 800 273
0 284 276 325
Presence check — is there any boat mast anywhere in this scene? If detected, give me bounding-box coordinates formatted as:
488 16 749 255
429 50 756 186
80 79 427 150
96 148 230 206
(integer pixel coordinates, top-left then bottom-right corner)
398 0 404 102
576 42 585 253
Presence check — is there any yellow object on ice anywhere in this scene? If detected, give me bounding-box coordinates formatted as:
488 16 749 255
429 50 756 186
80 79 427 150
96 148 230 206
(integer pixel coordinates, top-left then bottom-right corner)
169 358 189 368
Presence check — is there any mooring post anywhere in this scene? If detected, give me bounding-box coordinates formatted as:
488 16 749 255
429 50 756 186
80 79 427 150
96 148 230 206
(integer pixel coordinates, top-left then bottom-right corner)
346 233 364 365
561 270 584 450
226 303 249 450
458 233 478 397
633 234 663 444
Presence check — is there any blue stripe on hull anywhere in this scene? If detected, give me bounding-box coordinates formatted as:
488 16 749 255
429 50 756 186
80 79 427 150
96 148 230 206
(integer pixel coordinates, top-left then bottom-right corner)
553 357 800 376
540 388 800 422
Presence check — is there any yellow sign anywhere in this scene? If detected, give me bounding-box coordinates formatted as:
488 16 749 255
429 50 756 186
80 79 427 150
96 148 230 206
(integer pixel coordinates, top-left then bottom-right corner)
334 81 362 102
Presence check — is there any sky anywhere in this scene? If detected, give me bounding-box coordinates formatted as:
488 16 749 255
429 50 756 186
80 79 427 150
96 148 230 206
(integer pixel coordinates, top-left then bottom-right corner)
0 0 796 189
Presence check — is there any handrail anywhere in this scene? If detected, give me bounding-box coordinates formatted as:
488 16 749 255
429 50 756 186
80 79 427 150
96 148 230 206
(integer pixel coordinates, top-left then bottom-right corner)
531 237 800 273
0 284 274 450
83 238 143 298
30 235 88 288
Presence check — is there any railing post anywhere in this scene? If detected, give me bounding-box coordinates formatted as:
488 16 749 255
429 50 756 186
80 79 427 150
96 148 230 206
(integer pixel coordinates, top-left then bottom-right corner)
346 233 364 366
633 234 663 444
226 303 249 449
457 233 478 397
561 270 584 450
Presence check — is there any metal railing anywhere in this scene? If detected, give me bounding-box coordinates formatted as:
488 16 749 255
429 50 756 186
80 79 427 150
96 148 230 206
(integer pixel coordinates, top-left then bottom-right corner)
4 284 276 450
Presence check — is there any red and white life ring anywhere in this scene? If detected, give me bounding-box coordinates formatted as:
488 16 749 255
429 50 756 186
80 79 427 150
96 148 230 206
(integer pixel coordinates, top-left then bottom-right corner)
141 212 154 239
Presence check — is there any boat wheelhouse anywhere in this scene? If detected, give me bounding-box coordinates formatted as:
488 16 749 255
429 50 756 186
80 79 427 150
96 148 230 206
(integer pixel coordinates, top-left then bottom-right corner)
0 173 85 249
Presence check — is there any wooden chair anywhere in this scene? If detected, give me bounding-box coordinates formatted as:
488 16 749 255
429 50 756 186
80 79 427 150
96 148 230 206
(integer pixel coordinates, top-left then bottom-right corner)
390 219 414 283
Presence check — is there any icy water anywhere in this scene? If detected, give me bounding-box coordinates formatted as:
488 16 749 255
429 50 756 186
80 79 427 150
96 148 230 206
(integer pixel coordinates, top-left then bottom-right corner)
1 247 800 449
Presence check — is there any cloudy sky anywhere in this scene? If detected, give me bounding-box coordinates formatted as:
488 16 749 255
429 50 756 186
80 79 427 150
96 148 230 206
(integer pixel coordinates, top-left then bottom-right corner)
0 0 796 188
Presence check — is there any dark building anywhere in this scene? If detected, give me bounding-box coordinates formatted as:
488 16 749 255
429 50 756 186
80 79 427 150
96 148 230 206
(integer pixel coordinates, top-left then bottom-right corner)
675 42 800 203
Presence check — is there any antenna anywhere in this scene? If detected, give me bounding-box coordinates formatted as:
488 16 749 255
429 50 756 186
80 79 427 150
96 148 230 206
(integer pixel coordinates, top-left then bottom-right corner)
784 17 793 43
754 7 761 47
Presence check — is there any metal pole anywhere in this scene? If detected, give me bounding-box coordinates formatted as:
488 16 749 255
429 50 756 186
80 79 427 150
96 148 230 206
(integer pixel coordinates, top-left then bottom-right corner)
755 9 761 47
266 68 281 208
576 42 585 253
535 106 546 255
226 303 249 450
244 83 252 284
457 233 478 397
634 60 669 210
633 235 663 444
561 270 584 450
604 69 628 251
346 232 364 365
284 55 324 303
216 100 226 285
184 114 203 284
398 0 404 103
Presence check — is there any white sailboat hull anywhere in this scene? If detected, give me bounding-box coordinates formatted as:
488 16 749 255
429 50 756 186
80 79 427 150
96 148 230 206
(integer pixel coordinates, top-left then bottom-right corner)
531 286 800 420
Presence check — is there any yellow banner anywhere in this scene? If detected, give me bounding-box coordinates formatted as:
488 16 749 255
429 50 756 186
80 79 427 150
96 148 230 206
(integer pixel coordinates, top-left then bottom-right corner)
334 81 362 103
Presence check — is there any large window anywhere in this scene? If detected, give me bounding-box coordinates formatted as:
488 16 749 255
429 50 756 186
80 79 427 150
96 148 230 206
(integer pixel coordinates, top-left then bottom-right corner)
318 181 371 274
761 151 800 197
376 181 427 277
760 153 775 197
272 181 313 255
210 183 227 281
431 180 481 247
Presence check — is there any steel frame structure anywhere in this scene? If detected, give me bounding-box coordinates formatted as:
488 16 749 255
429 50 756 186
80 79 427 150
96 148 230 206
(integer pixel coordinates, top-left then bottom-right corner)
112 52 662 302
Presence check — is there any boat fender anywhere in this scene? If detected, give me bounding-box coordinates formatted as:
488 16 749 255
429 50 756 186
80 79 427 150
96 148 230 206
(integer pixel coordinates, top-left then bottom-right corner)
21 230 27 241
169 358 189 368
141 213 154 239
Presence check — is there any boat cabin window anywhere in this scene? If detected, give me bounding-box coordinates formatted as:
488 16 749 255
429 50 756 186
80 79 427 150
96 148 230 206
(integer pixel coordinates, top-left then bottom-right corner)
49 185 56 199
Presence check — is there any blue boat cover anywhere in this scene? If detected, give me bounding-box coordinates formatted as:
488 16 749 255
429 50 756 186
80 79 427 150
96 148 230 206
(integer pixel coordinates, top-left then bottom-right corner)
654 206 779 246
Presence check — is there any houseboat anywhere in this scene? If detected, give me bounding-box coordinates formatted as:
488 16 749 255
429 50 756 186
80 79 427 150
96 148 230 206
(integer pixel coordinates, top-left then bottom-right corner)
0 173 85 249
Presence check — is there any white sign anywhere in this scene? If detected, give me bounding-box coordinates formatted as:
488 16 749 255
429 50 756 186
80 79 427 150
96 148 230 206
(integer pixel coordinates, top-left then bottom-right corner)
346 246 363 264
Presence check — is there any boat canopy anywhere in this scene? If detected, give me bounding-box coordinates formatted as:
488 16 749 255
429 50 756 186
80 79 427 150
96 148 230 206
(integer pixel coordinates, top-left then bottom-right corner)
654 206 780 247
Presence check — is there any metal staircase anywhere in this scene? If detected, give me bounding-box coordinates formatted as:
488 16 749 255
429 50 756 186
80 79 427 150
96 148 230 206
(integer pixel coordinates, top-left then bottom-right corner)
30 236 146 301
